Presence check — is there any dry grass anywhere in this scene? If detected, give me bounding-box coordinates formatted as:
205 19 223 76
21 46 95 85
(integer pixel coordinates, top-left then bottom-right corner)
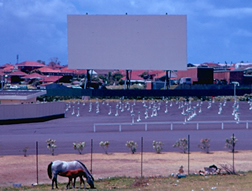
1 151 252 189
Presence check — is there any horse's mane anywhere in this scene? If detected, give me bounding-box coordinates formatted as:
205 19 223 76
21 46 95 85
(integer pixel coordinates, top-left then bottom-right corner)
75 160 94 181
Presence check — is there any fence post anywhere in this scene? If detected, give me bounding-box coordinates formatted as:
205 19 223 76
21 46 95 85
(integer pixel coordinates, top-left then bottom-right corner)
221 122 224 130
141 137 143 178
232 133 235 173
188 135 190 175
93 124 96 132
91 139 93 173
36 141 38 185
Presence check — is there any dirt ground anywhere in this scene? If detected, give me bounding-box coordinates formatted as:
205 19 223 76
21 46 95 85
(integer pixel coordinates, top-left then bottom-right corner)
1 151 252 187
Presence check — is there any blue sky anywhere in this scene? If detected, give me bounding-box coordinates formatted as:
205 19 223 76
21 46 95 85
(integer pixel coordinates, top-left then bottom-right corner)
0 0 252 67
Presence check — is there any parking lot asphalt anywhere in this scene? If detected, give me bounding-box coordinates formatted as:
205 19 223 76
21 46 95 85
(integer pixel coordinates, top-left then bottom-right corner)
0 99 252 155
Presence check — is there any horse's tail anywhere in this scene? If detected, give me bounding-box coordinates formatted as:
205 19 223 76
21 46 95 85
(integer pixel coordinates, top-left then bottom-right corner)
47 162 53 179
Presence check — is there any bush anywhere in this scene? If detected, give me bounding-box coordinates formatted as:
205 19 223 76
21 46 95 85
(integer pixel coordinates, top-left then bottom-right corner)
173 138 188 153
73 142 85 154
225 135 238 152
23 147 29 157
46 139 57 155
198 138 210 153
153 141 164 154
126 141 138 154
99 141 110 154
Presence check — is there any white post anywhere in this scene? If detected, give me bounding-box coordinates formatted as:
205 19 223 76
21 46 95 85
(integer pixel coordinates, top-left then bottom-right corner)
93 124 96 132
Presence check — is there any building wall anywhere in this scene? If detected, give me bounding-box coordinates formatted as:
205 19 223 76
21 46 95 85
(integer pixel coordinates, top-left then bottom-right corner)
177 67 214 84
230 71 244 84
0 102 65 120
0 97 37 105
214 71 230 83
177 68 198 83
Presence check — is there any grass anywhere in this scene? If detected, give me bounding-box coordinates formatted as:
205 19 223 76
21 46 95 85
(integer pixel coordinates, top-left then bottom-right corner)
1 172 252 191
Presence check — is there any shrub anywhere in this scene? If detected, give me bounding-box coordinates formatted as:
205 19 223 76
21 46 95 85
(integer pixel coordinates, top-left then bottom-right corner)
153 141 164 154
125 141 138 154
46 139 57 155
23 147 29 157
99 141 110 154
198 138 210 153
173 138 188 153
225 135 238 152
73 142 85 154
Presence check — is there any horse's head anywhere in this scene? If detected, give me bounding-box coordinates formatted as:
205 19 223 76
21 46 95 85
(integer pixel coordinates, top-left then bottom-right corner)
75 160 95 189
87 176 95 189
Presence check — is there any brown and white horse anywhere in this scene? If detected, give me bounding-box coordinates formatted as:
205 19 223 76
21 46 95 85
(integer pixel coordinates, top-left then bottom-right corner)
47 160 94 189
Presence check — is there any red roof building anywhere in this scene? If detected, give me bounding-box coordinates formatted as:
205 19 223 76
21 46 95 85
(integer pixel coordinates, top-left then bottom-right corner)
36 66 61 75
40 76 63 83
16 61 45 72
21 73 44 80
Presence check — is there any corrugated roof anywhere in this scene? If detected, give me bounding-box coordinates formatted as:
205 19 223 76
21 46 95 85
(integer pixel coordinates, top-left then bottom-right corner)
40 76 63 83
21 73 45 79
16 61 45 67
37 67 61 73
8 71 27 76
60 67 76 73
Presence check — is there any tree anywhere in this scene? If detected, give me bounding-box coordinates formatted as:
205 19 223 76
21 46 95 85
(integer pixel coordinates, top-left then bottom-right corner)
46 139 57 155
198 138 210 153
125 141 137 154
112 72 123 85
23 147 29 157
225 135 238 152
48 57 60 68
173 138 188 153
37 60 45 65
98 74 108 84
99 141 110 154
140 72 149 80
73 142 85 154
153 140 164 154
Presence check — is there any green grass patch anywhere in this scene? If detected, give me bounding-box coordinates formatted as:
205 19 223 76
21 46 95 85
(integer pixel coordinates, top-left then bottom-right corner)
1 172 252 191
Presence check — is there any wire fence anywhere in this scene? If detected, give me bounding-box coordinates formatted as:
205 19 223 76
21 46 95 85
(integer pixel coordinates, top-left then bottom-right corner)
6 133 248 186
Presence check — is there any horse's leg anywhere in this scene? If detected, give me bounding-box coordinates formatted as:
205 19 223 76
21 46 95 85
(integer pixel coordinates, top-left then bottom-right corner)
52 174 58 189
66 177 71 189
51 178 54 189
80 176 85 189
73 177 76 188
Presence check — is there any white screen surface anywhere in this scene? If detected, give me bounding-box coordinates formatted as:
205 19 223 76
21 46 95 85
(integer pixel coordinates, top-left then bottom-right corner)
68 15 187 70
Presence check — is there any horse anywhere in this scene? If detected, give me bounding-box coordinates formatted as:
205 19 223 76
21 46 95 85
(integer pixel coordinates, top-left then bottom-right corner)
66 174 84 189
47 160 95 189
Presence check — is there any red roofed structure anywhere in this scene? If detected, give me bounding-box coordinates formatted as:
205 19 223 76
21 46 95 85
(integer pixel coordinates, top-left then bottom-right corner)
16 61 45 72
40 76 63 83
60 67 77 75
36 67 61 75
0 65 15 73
8 71 27 76
5 71 27 84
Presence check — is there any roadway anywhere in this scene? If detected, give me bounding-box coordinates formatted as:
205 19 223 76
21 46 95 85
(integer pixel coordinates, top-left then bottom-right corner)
0 98 252 155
